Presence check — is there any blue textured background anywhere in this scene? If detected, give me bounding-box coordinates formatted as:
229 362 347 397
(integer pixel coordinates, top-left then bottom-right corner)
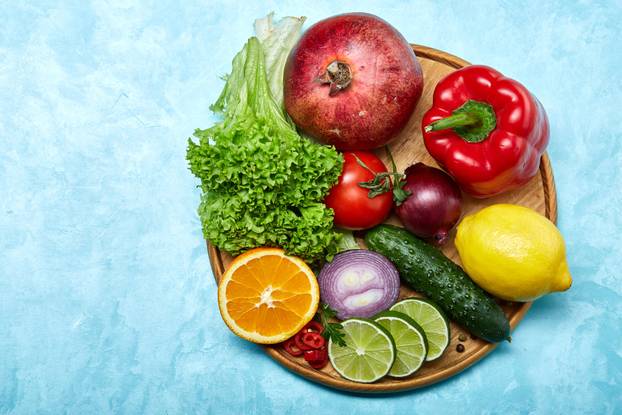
1 1 621 413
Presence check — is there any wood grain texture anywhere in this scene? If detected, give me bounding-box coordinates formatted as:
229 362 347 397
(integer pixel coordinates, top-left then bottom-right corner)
207 45 557 393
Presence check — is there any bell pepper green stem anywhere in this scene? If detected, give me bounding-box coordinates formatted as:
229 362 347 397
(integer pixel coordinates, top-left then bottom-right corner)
424 99 497 143
425 112 479 132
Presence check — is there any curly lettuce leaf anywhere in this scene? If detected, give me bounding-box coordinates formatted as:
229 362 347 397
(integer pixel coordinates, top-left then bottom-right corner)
187 36 342 264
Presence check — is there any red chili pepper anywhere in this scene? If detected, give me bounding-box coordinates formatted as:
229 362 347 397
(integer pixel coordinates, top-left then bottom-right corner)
422 65 549 198
309 359 328 370
294 331 313 351
304 348 327 363
304 348 328 369
283 338 303 357
302 321 324 334
301 332 325 349
285 322 328 368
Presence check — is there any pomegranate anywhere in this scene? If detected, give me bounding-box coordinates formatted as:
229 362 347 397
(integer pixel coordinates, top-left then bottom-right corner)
283 13 423 150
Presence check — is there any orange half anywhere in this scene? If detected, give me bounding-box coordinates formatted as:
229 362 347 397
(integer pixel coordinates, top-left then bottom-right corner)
217 248 320 344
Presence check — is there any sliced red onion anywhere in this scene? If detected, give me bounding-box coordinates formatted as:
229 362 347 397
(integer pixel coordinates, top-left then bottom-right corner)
318 250 400 319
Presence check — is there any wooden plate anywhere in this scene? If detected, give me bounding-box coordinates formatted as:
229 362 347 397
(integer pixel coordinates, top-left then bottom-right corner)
207 45 557 393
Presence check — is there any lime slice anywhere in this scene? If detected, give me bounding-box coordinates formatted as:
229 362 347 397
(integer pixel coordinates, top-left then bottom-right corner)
390 298 450 361
328 318 396 383
374 311 427 377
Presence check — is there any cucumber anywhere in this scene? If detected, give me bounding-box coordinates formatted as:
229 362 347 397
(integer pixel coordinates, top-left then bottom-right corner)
365 225 510 343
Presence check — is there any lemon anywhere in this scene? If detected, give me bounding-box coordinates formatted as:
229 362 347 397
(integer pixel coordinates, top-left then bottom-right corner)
455 204 572 302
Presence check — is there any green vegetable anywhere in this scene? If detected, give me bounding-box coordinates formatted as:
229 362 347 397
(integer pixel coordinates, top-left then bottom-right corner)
254 13 306 107
187 36 343 263
318 304 346 347
365 225 510 343
334 229 360 253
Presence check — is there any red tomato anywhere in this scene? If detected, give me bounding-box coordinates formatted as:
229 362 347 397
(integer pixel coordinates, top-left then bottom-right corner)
325 152 393 230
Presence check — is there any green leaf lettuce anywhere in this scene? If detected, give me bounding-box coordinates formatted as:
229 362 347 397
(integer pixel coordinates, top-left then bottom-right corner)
187 36 343 264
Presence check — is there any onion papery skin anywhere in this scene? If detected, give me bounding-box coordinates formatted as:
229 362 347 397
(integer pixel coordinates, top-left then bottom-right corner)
396 163 462 245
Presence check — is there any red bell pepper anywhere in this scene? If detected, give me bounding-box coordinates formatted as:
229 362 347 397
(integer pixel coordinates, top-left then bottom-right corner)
422 65 549 198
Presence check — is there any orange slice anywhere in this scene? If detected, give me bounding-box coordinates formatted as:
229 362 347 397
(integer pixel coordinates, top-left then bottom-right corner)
217 248 320 344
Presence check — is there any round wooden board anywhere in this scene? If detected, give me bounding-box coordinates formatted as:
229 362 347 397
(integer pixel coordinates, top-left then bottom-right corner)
207 45 557 393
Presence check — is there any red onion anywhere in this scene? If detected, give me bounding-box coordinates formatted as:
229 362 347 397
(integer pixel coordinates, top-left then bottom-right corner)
395 163 462 245
318 250 400 319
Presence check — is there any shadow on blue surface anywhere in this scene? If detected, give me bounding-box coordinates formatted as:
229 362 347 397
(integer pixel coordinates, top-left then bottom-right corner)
268 339 514 398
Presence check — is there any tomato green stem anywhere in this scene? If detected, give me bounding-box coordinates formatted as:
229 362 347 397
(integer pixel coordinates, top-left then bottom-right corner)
354 149 411 205
385 146 410 206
